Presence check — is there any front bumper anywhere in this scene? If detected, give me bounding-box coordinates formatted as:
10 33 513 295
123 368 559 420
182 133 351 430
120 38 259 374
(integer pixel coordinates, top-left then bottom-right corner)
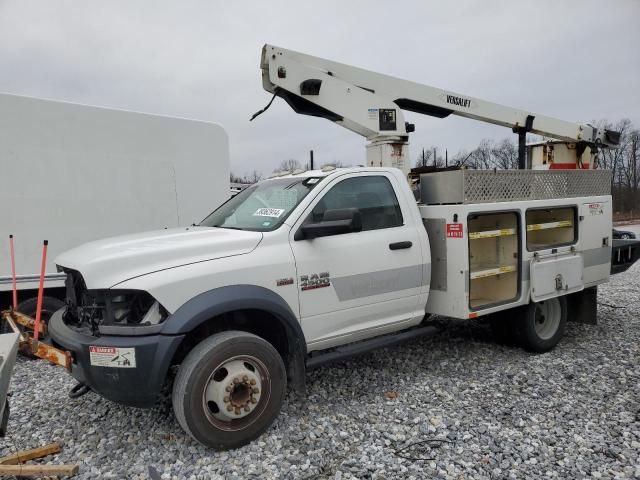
49 308 185 408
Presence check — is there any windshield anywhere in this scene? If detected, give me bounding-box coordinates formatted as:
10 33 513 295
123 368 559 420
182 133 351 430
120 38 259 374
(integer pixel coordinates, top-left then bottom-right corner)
200 176 324 231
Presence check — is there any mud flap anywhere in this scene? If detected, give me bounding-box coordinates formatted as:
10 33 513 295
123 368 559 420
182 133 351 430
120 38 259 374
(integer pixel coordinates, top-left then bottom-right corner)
566 286 598 325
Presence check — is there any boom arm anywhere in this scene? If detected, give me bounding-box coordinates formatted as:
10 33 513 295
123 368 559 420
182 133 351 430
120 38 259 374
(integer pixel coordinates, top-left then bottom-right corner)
260 44 620 174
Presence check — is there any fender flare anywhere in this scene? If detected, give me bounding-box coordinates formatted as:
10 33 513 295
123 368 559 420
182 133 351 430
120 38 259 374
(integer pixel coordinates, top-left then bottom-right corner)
161 284 307 393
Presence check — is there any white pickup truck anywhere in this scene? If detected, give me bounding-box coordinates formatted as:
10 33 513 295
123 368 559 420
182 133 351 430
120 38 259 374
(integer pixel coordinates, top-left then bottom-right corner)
49 166 614 449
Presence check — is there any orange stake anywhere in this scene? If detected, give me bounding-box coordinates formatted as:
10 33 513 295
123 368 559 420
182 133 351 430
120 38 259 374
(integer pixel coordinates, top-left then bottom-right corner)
9 235 18 310
33 240 48 342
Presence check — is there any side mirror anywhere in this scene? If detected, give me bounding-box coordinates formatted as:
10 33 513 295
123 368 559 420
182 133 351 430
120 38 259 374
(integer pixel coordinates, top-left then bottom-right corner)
295 208 362 240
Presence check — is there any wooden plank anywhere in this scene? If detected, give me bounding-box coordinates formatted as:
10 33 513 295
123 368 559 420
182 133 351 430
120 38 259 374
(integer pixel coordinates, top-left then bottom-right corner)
0 442 60 465
0 463 78 476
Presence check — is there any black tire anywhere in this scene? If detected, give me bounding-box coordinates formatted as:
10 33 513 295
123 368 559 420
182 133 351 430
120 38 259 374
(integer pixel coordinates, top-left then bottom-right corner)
172 331 287 449
518 297 567 353
16 296 65 342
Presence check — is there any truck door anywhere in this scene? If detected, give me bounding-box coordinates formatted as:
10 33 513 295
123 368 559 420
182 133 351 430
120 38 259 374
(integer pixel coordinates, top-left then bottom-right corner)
289 172 425 350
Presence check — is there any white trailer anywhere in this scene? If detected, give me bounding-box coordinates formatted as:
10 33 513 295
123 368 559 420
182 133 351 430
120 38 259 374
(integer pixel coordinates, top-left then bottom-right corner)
0 93 230 315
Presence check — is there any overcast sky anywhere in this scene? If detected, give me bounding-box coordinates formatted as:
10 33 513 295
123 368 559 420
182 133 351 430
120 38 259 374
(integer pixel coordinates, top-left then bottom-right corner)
1 0 638 176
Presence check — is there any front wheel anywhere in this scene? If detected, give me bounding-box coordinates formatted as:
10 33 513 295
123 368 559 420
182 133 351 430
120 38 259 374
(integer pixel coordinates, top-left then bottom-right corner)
172 331 287 449
518 297 567 353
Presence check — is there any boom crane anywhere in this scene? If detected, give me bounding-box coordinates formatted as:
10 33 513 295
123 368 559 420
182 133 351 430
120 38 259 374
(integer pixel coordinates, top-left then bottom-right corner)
259 44 620 175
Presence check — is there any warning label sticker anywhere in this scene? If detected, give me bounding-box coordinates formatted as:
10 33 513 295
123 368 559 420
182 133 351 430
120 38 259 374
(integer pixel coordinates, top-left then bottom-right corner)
446 223 464 238
588 203 603 216
89 346 136 368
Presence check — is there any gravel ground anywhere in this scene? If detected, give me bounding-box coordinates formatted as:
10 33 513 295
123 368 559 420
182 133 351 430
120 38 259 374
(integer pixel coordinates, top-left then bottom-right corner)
2 263 639 479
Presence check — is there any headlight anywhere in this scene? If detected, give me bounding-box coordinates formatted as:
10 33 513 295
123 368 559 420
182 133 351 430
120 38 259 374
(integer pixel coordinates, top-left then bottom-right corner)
64 289 168 333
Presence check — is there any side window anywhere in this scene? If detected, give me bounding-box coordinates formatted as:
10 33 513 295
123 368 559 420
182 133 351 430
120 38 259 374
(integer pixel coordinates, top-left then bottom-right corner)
526 206 577 250
311 176 403 231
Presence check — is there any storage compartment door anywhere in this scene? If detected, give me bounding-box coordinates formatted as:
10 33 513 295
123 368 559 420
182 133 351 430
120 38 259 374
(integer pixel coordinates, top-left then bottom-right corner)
530 254 584 302
468 212 520 310
579 201 612 286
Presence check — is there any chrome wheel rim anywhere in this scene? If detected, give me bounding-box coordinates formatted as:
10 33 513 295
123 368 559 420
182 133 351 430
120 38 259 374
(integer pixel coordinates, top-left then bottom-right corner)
202 355 271 431
534 298 561 340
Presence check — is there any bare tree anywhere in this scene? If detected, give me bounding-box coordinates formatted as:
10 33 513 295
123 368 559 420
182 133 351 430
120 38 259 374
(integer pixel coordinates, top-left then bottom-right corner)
629 129 640 190
415 149 433 167
491 138 518 169
452 149 472 166
415 147 445 167
276 159 302 173
320 160 346 168
230 172 244 183
467 139 495 170
246 170 263 184
596 119 632 186
230 170 263 184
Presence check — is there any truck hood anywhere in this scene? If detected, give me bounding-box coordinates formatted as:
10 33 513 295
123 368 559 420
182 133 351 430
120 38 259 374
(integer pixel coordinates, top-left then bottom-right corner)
55 227 263 289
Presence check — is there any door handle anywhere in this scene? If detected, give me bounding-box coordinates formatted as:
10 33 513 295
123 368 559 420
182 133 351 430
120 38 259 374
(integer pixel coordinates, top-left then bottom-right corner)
389 241 412 250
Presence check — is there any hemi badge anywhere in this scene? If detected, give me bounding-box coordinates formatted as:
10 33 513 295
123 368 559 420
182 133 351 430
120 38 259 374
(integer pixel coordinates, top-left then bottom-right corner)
276 278 294 287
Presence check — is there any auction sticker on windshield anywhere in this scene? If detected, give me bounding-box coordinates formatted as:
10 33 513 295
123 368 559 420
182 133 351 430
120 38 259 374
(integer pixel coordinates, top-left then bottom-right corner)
254 208 285 217
89 346 136 368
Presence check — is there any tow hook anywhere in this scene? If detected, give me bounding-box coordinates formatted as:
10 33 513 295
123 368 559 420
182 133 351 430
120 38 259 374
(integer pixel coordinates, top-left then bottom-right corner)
69 382 91 399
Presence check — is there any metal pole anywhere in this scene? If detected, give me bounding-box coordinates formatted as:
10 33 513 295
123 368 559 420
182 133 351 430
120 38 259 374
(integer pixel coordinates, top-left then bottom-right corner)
515 115 535 169
33 240 48 342
310 150 314 170
518 129 527 169
9 235 17 310
445 149 448 167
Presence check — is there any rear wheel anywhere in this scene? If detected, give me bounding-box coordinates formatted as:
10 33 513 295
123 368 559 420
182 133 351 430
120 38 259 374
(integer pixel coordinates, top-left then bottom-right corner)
172 331 286 449
518 297 567 352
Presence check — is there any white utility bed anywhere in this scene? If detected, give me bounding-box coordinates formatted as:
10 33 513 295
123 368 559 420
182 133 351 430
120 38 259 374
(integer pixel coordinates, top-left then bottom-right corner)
419 170 612 320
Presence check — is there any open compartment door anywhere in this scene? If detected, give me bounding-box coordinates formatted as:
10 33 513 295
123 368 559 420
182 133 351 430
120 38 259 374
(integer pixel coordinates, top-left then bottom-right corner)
468 212 520 309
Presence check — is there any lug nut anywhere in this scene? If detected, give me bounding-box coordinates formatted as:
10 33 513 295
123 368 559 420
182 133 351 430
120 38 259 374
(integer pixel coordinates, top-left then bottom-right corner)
242 375 248 382
226 404 233 412
251 397 258 404
252 387 260 394
250 379 256 385
235 408 241 415
223 396 230 403
225 386 232 392
244 405 251 412
233 378 240 385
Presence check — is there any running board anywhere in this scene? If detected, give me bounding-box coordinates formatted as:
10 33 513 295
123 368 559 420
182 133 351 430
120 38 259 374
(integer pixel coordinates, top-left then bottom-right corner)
306 324 438 370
